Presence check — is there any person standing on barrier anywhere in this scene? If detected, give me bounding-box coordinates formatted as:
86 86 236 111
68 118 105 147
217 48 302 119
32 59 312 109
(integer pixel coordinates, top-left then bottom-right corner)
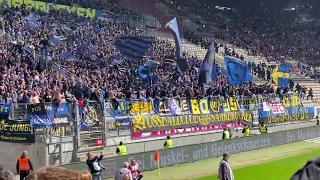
259 122 268 134
164 136 172 148
218 153 234 180
222 128 231 140
86 151 104 180
116 141 127 155
242 125 251 137
16 150 33 180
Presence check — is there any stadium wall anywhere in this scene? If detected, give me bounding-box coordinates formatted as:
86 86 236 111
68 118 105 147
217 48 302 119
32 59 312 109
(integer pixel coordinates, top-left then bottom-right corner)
61 123 320 179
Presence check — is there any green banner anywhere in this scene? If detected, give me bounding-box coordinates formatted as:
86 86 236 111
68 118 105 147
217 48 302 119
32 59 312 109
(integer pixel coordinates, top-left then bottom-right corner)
61 126 320 178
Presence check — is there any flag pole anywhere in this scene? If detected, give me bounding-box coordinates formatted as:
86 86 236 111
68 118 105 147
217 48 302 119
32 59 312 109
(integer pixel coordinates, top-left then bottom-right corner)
157 157 161 180
154 150 161 180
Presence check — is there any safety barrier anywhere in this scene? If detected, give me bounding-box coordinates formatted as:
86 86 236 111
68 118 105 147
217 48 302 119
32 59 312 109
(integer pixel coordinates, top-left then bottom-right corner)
60 125 320 179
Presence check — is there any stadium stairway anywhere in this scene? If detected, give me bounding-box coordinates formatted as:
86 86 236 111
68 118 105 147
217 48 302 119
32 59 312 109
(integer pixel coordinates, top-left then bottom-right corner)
119 0 187 33
291 76 320 106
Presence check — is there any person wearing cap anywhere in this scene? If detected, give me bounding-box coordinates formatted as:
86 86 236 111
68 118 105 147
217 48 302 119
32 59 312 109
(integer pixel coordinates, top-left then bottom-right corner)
114 162 133 180
222 128 231 140
218 153 234 180
164 136 172 148
259 121 268 134
16 150 33 180
116 141 127 155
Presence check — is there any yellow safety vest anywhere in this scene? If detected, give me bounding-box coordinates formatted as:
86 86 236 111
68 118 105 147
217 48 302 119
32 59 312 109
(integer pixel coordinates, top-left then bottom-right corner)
259 125 267 133
223 131 230 139
165 139 172 148
243 128 251 137
118 145 127 155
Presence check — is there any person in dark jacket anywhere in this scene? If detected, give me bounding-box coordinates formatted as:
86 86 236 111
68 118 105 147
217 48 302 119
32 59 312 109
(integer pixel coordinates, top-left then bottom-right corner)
291 156 320 180
16 150 33 180
86 151 104 180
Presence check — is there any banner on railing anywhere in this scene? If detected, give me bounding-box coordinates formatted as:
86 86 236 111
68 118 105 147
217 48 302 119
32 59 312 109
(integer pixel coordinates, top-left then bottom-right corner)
1 0 102 18
0 115 34 143
131 122 242 139
80 104 103 130
105 94 300 117
131 111 252 133
260 106 314 124
0 104 11 115
28 103 70 128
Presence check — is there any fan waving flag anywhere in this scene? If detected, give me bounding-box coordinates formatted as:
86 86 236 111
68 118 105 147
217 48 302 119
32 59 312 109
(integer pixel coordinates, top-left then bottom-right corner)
198 41 217 85
115 36 154 61
272 63 291 87
166 18 183 58
224 56 252 85
166 18 188 72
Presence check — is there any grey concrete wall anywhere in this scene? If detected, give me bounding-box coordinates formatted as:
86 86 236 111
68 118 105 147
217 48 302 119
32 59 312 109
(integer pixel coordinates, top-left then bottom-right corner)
0 141 46 174
106 120 317 155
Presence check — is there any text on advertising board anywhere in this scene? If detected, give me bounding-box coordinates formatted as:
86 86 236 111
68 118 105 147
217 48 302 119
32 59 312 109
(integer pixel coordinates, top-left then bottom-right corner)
132 111 252 132
0 116 35 143
61 126 320 179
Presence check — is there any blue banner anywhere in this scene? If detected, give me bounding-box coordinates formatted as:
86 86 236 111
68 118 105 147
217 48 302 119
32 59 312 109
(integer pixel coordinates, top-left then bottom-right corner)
272 63 291 87
259 106 314 124
0 104 11 115
28 103 70 128
224 56 252 85
104 94 300 118
80 105 101 130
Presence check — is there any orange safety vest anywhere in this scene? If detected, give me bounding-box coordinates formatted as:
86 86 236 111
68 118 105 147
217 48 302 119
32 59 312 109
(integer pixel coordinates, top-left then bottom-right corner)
18 157 30 171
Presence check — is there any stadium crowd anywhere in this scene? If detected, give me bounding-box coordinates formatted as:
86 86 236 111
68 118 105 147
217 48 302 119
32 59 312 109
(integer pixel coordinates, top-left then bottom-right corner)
0 0 310 104
169 0 320 65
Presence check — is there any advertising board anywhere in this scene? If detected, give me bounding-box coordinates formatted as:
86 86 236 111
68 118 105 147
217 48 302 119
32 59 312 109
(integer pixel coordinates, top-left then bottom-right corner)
61 126 320 179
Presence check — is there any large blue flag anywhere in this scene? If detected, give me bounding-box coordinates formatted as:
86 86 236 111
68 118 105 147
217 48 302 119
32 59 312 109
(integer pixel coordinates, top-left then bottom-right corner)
198 41 217 85
272 63 291 87
138 60 159 82
115 36 154 61
224 56 252 85
166 18 188 72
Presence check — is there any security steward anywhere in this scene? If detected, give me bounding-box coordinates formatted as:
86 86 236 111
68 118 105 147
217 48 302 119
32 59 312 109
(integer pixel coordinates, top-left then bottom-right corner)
116 141 127 155
164 136 172 148
16 150 33 180
242 125 251 137
222 128 231 140
259 121 268 134
317 116 320 125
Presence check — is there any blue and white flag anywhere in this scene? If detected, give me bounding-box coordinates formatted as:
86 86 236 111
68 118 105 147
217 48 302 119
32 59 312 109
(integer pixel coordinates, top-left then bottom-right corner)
224 56 252 85
198 41 217 85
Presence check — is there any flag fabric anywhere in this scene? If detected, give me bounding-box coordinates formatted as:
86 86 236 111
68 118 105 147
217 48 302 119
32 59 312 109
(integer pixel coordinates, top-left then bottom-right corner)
272 63 291 87
115 36 154 61
138 60 160 82
49 35 67 46
165 18 182 59
26 21 38 29
60 52 76 61
224 56 252 85
198 41 217 85
154 150 161 180
25 12 39 22
166 18 188 72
